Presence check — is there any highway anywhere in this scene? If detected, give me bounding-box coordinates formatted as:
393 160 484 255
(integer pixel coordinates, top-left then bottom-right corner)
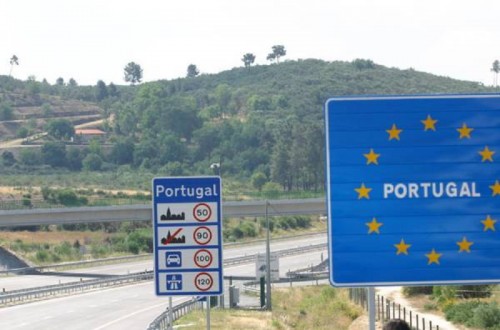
0 234 328 329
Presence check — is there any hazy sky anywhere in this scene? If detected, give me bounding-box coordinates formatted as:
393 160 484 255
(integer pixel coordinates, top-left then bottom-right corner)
2 0 500 86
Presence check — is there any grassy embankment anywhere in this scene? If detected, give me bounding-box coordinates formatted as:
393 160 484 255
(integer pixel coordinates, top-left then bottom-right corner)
174 286 361 330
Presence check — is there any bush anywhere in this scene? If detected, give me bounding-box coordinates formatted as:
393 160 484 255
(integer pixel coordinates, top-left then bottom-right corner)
456 285 492 298
240 222 257 237
444 301 482 326
259 218 275 231
295 216 311 228
403 286 433 297
231 226 244 239
473 303 500 329
35 250 50 263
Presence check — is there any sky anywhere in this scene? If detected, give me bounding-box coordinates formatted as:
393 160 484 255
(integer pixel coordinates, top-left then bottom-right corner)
2 0 500 86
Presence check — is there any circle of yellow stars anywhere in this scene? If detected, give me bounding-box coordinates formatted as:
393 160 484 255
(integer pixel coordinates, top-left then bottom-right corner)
356 112 498 266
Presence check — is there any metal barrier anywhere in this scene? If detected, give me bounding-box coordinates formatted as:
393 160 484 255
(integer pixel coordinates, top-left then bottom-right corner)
0 271 152 306
146 297 205 330
349 288 442 330
0 254 151 276
0 243 328 306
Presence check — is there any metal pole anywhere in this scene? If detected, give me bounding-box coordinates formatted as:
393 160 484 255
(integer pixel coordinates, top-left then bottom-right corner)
168 297 173 330
368 287 376 330
206 297 211 330
265 201 272 311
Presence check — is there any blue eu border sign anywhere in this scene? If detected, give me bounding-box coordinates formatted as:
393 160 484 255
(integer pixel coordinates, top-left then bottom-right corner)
325 94 500 287
153 176 223 295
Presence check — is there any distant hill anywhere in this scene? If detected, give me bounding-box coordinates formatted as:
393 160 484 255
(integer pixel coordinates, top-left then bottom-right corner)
0 59 496 190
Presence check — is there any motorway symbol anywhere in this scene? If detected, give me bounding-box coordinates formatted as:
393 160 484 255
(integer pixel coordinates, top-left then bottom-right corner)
193 203 212 222
194 249 213 268
166 252 182 267
166 274 183 290
194 272 213 291
193 226 212 245
160 228 186 245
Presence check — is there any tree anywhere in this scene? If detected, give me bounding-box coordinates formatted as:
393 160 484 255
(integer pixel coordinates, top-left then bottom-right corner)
0 102 13 120
108 82 119 97
124 62 143 85
68 78 78 87
1 151 16 167
109 138 135 165
95 80 108 101
267 45 286 63
41 142 67 167
186 64 200 78
9 55 19 76
251 172 267 191
242 53 256 68
352 58 375 70
491 60 500 87
46 119 75 140
56 77 65 86
82 153 103 171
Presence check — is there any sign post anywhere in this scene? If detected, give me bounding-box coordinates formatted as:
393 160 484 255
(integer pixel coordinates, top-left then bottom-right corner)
152 176 223 299
325 95 500 287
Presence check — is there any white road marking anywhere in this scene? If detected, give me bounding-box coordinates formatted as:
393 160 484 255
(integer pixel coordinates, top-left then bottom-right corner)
92 299 181 330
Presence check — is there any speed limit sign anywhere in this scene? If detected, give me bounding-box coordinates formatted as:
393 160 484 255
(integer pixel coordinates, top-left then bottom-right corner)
153 176 223 296
194 249 213 268
193 226 212 245
194 272 214 291
193 203 212 222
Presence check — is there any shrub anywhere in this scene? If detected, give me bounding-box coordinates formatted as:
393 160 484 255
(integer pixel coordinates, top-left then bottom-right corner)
444 301 482 326
403 286 433 297
473 303 500 329
231 226 244 239
35 250 50 263
259 218 275 231
240 222 257 237
295 216 311 228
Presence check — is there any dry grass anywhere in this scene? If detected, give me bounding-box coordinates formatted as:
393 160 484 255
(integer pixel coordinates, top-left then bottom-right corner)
175 309 273 329
272 286 361 330
0 230 107 245
173 286 362 330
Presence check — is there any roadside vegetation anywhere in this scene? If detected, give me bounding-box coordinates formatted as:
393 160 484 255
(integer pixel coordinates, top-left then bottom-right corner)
403 285 500 329
0 215 324 265
174 286 361 329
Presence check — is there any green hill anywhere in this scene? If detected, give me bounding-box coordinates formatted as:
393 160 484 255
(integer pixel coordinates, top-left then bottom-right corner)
0 59 496 192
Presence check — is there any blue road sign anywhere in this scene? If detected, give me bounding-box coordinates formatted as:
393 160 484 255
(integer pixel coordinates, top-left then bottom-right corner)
153 176 223 296
325 95 500 286
166 252 182 267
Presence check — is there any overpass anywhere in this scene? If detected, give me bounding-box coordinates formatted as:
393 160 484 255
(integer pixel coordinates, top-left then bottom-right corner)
0 198 326 227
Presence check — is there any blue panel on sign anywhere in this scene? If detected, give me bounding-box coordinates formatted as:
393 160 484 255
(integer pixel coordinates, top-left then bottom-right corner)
325 94 500 287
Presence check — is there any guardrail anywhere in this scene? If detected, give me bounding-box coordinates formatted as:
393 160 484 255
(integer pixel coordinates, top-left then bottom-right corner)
1 242 327 276
0 243 327 306
147 297 205 330
0 254 151 276
0 271 152 306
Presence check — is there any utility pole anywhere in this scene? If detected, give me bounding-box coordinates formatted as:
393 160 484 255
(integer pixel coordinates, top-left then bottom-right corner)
265 201 272 310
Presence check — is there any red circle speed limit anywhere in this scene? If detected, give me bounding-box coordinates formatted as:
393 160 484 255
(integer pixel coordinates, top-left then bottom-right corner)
193 226 212 245
193 203 212 222
194 249 213 268
194 272 214 291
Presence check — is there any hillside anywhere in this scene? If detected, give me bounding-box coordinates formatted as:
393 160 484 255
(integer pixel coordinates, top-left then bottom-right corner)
0 59 496 192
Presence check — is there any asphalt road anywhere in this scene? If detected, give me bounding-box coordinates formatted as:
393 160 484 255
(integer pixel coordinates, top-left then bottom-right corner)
0 233 326 292
0 234 328 329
